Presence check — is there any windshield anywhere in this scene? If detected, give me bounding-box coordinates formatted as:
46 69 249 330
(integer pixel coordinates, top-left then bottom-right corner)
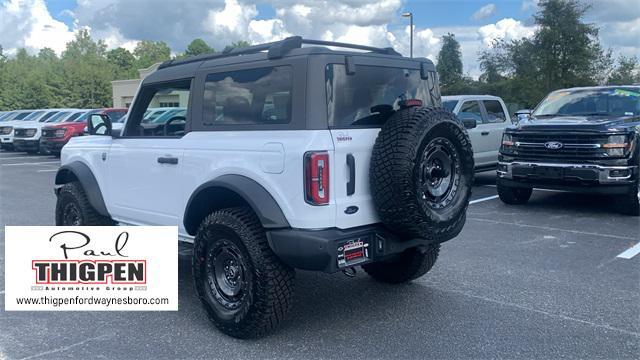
152 109 186 123
533 87 640 117
443 100 458 112
0 112 15 121
326 64 440 128
46 111 70 122
22 111 44 121
73 110 100 122
144 110 167 122
65 111 85 122
14 112 33 120
39 111 59 122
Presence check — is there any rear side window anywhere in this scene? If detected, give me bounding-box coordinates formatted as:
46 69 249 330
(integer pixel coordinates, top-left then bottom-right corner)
482 100 506 123
203 66 292 126
325 64 439 128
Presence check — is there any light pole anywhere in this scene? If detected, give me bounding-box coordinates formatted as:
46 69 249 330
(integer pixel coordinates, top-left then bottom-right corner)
402 12 413 58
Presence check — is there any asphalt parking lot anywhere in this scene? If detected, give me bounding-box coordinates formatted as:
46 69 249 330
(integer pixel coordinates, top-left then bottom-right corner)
0 151 638 360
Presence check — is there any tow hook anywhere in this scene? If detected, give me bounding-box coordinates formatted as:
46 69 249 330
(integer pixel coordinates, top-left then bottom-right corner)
342 267 357 277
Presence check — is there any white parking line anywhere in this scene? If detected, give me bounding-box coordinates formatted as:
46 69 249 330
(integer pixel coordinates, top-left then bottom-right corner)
469 195 499 205
37 169 59 172
0 156 54 161
481 184 564 193
616 243 640 259
1 161 60 166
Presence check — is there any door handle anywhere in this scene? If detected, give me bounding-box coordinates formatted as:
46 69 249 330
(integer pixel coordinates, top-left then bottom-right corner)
481 131 490 136
157 156 178 165
346 154 356 196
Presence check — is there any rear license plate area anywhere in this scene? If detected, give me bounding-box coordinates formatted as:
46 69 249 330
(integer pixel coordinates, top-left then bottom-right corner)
337 237 371 268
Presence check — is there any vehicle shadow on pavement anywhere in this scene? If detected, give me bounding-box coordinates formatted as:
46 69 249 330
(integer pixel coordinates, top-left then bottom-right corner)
177 246 437 337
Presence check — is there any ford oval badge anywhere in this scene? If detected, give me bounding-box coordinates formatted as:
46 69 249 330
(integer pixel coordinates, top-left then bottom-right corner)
344 206 359 215
544 141 563 150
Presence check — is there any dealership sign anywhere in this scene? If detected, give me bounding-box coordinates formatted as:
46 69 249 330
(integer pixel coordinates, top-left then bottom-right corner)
5 226 178 311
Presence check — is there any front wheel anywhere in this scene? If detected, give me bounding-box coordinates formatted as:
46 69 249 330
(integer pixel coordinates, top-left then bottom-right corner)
192 207 295 339
497 182 532 205
618 179 639 216
362 245 440 284
55 182 114 225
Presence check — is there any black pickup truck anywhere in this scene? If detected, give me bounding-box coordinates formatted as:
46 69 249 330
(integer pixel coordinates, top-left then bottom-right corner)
497 86 639 215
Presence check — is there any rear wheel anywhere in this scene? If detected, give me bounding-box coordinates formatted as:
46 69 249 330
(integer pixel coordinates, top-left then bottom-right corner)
55 182 114 225
192 207 294 339
497 182 532 205
363 245 440 284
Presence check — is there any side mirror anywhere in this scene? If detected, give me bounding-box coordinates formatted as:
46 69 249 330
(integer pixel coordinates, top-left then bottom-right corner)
87 114 112 136
514 109 532 117
458 113 478 129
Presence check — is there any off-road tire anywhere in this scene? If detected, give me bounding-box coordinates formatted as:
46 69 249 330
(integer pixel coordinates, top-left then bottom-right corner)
55 182 114 225
618 179 639 216
363 244 440 284
370 106 474 241
497 182 532 205
193 207 295 339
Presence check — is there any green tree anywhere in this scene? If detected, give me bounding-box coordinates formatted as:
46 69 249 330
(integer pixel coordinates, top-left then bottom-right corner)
61 29 113 108
608 55 640 85
472 0 611 108
107 47 137 79
223 40 250 53
185 38 214 57
436 33 464 92
133 40 171 68
534 0 603 91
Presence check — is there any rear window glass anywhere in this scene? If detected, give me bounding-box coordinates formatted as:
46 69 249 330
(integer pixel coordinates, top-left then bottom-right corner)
325 64 440 128
203 66 292 125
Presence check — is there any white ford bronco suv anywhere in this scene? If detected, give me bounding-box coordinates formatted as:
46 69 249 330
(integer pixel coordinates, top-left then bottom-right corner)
54 37 475 338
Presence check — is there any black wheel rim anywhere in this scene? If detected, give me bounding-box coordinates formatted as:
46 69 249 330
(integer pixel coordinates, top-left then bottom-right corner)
418 137 460 209
62 202 81 225
205 239 248 310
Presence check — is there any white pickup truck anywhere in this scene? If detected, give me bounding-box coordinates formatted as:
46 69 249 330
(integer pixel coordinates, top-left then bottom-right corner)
443 95 511 171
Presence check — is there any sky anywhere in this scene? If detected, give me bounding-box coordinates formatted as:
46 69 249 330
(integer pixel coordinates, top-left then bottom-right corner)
1 0 639 78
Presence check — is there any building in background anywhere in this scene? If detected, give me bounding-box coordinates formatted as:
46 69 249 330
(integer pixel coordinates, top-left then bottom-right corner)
111 63 160 108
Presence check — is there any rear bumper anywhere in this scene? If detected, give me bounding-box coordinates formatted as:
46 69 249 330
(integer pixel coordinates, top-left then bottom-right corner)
13 139 39 151
497 160 637 194
266 225 436 273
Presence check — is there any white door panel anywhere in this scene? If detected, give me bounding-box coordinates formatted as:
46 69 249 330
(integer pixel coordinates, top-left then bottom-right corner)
106 139 184 226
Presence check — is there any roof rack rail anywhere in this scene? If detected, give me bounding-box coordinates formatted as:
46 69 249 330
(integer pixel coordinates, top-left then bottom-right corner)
158 36 401 69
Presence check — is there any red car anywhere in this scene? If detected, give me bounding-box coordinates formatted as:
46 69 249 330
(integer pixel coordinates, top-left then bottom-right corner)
40 108 127 155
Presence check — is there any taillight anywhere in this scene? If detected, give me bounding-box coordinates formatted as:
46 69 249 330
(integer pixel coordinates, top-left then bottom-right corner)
304 151 330 205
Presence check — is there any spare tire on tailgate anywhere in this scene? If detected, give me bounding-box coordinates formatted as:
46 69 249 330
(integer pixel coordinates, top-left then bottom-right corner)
370 106 474 242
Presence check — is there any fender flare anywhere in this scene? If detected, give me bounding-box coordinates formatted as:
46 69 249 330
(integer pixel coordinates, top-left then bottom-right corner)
184 175 289 233
55 162 110 217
